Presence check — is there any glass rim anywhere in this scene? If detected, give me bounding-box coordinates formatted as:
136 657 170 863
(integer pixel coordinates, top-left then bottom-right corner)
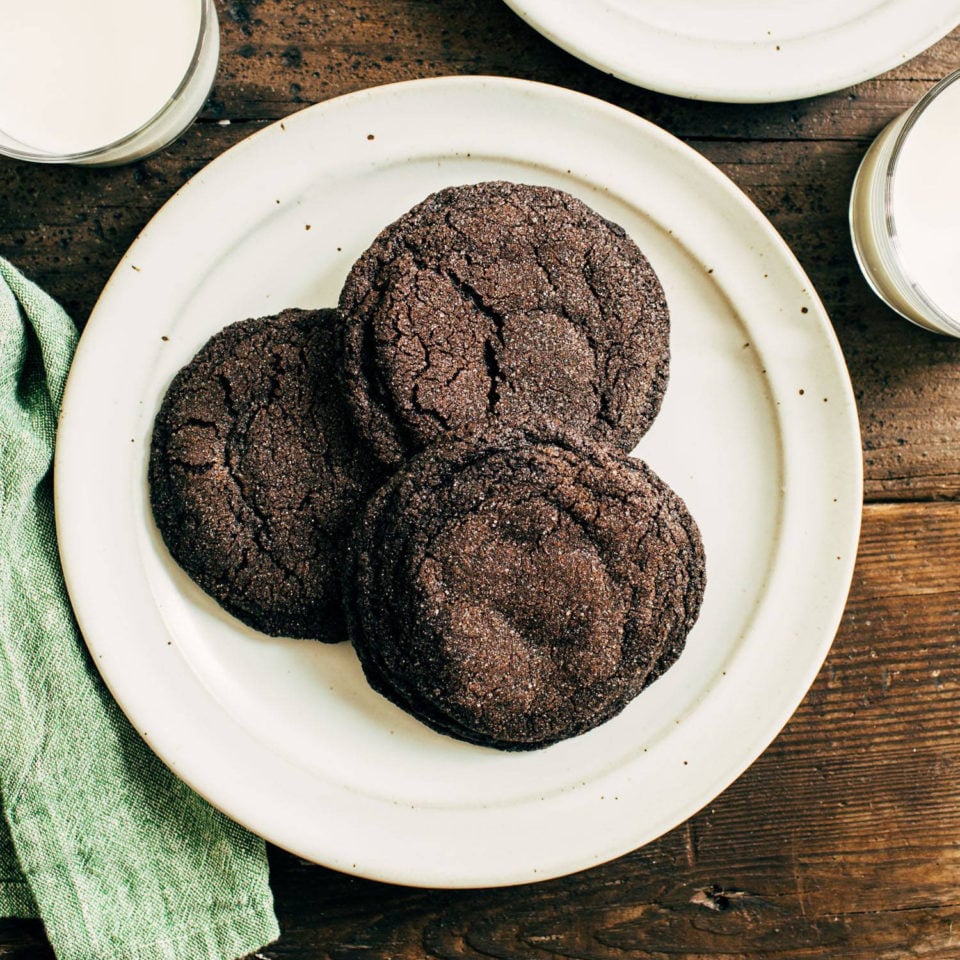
883 67 960 334
0 0 211 164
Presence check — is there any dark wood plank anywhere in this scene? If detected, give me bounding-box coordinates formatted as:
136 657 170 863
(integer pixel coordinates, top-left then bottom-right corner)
6 502 956 959
4 6 959 499
251 502 960 959
209 0 960 142
0 122 255 326
4 4 960 957
6 133 960 499
0 923 50 960
700 140 960 502
259 499 960 959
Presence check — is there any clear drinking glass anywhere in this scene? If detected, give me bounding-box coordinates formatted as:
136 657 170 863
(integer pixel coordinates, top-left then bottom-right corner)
850 70 960 337
0 0 219 167
850 69 960 336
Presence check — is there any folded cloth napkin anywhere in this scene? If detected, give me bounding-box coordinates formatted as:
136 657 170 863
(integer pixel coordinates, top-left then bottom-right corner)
0 257 279 960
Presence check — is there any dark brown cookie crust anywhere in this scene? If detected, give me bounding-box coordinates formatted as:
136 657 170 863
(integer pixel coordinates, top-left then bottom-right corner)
149 308 384 640
344 422 705 750
339 181 670 467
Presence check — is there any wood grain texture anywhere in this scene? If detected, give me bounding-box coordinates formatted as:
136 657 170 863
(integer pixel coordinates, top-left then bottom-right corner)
3 501 958 959
700 139 960 502
207 0 960 140
7 502 947 960
248 502 960 960
3 3 960 958
2 5 958 498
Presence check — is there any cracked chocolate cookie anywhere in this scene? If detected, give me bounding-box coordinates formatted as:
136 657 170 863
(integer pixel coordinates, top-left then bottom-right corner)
344 422 705 750
339 180 671 467
149 308 384 640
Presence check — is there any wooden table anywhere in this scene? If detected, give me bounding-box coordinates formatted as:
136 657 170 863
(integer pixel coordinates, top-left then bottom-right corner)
3 3 960 958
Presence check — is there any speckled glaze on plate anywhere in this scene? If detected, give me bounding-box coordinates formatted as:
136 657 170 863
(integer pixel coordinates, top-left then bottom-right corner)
502 0 960 102
55 77 862 888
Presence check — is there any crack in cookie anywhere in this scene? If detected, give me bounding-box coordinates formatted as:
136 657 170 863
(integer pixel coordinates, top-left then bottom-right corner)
339 181 670 466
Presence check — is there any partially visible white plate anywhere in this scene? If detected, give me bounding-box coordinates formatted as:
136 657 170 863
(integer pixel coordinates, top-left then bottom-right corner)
503 0 960 102
55 76 862 888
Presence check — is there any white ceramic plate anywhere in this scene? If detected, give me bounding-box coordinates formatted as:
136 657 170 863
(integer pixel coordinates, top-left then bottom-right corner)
55 76 862 888
503 0 960 102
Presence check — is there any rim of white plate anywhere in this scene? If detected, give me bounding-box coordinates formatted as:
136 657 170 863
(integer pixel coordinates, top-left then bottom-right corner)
502 0 960 102
55 76 862 887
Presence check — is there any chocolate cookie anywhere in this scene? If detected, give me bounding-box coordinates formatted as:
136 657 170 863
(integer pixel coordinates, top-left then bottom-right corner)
149 308 384 640
344 423 705 750
339 180 670 467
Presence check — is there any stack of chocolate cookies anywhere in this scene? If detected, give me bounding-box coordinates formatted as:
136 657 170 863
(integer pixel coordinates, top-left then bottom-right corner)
150 181 706 751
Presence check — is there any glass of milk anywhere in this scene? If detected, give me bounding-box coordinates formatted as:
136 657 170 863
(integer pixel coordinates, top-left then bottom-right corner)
850 69 960 336
0 0 219 166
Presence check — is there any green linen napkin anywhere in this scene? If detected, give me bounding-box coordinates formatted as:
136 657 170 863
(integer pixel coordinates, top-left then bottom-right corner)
0 257 279 960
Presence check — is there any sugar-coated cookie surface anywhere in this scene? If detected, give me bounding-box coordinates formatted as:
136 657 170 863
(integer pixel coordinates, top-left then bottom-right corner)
339 181 670 466
149 308 384 640
344 422 705 750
